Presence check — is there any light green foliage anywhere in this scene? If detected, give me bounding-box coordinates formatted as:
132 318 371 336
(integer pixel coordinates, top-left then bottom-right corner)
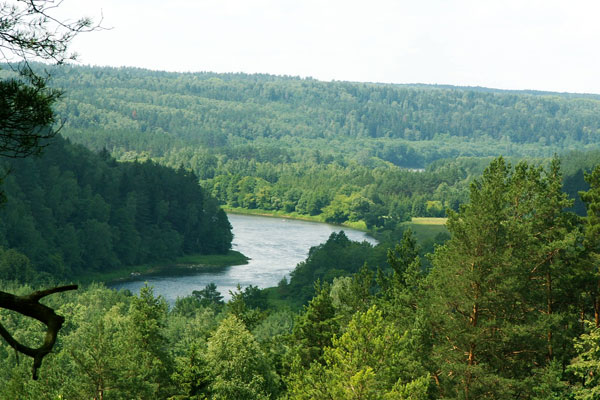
252 310 294 343
57 302 147 399
0 285 180 399
324 306 429 399
321 193 374 224
570 323 600 399
205 315 279 399
330 265 373 324
128 286 174 397
288 306 429 400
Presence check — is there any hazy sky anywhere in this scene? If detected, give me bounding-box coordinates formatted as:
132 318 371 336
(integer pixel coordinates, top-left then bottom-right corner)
57 0 600 94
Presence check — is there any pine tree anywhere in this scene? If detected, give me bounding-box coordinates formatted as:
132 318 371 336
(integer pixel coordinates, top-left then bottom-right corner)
427 157 583 399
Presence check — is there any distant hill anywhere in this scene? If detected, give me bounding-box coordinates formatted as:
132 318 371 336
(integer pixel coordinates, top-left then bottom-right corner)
3 64 595 231
16 63 597 167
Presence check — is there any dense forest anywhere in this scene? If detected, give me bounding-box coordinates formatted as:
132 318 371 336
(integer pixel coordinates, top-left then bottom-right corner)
43 65 600 160
3 64 595 229
8 66 600 230
4 3 600 399
0 135 233 282
1 64 600 399
2 158 600 399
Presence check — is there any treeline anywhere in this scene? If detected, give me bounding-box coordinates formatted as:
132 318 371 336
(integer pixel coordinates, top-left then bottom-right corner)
21 64 597 227
3 157 600 399
43 64 600 158
0 135 232 281
201 158 473 229
192 152 594 230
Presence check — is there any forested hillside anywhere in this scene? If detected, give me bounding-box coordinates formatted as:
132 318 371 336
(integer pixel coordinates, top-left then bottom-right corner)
0 135 232 282
45 65 600 161
6 64 594 229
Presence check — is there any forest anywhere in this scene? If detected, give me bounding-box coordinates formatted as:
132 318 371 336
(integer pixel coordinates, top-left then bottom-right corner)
5 64 595 231
1 62 600 398
0 135 233 283
1 157 600 399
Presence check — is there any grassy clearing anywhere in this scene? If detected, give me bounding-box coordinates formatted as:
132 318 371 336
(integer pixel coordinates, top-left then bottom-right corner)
74 250 248 285
224 207 369 232
410 217 448 225
402 217 449 243
224 207 325 223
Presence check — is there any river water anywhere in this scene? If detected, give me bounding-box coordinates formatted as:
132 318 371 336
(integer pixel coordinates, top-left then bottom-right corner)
110 213 377 303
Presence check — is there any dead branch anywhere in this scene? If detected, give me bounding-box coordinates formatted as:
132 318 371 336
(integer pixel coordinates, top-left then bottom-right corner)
0 284 77 379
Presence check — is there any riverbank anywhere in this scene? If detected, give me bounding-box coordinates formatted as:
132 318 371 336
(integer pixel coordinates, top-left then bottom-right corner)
111 212 376 304
224 207 449 242
224 207 368 232
74 250 249 285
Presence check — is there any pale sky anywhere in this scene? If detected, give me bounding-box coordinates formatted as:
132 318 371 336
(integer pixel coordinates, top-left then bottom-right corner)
55 0 600 94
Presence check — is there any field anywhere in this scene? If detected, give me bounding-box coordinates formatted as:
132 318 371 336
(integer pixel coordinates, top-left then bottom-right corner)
403 217 449 243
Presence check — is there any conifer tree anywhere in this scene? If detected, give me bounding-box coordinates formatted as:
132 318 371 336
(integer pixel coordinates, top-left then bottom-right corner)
428 157 582 399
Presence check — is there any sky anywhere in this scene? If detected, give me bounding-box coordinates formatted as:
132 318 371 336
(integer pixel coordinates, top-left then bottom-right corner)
55 0 600 94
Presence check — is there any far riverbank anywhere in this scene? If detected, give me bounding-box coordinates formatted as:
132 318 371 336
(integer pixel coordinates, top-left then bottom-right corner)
110 213 376 304
75 250 249 285
223 206 369 232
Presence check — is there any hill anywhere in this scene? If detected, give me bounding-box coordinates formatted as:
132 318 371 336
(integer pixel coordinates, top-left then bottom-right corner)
4 64 597 230
0 135 232 282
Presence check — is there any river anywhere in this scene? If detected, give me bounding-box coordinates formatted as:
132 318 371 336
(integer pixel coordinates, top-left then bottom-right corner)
110 213 377 303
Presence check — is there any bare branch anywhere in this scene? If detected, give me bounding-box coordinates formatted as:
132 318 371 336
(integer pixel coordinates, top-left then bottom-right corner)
0 285 78 379
0 0 99 379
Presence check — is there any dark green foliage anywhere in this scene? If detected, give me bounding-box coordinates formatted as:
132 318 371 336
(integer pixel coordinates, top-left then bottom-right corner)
0 247 35 283
9 63 592 229
330 265 374 321
0 76 58 158
289 282 339 369
227 284 268 330
581 164 600 254
282 231 387 305
0 135 232 279
377 229 426 325
192 282 225 309
237 284 269 310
